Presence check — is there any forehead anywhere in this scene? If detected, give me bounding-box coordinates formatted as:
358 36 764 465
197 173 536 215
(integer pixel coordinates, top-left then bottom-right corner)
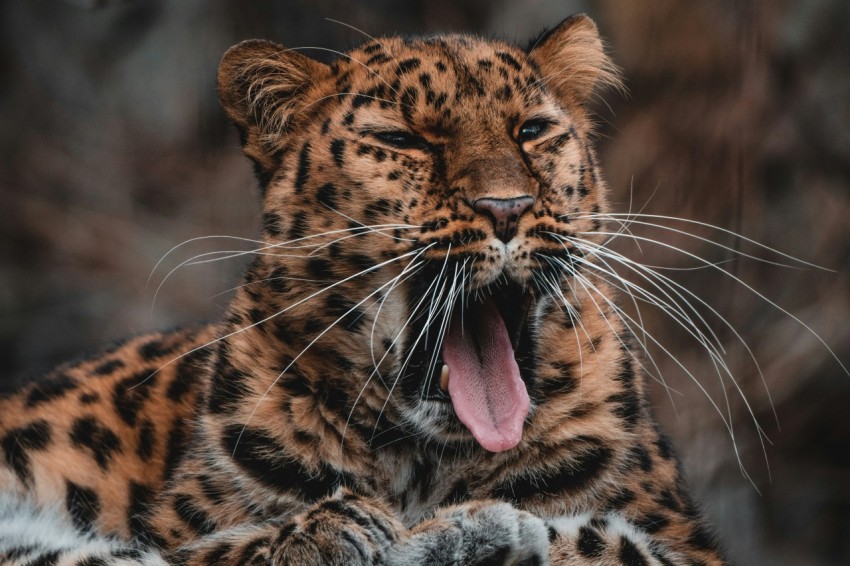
327 35 550 124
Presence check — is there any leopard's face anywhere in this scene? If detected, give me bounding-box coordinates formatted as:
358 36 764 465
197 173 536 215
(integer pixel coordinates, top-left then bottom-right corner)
219 18 617 453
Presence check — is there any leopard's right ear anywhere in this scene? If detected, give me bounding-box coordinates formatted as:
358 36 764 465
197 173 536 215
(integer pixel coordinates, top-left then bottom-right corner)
218 40 330 186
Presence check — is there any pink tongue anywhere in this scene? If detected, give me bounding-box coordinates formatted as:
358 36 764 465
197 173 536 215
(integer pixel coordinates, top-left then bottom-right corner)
442 300 529 452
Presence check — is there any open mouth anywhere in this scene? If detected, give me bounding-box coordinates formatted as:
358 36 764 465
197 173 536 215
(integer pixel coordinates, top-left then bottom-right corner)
421 282 534 453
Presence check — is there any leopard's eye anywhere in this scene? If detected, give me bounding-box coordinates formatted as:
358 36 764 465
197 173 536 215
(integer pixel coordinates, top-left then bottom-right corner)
516 119 551 143
372 130 428 150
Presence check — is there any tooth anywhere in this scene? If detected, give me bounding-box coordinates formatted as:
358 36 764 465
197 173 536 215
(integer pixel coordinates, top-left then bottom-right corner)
440 364 449 391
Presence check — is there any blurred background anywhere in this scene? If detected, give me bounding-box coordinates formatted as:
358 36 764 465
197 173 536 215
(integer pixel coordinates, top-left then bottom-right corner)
1 0 848 563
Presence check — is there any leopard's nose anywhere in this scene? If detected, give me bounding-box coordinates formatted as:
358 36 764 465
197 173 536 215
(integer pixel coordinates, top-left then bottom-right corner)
472 196 536 243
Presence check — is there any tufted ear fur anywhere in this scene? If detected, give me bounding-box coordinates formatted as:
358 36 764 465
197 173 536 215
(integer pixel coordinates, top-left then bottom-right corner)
218 40 330 187
527 15 622 104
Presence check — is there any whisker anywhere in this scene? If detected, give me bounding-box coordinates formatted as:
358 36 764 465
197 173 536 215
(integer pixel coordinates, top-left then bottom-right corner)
207 274 324 300
236 259 427 455
567 266 765 488
577 213 832 270
136 246 425 390
147 234 266 289
371 246 454 443
581 230 849 377
557 232 779 433
150 224 419 313
344 256 443 447
280 46 400 97
550 235 776 479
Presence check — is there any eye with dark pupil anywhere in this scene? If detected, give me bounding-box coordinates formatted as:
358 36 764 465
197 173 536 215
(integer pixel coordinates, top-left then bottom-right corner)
517 120 549 142
373 130 426 149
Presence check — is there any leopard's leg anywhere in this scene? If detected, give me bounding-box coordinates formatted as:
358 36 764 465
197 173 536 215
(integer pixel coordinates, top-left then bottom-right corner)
0 493 167 566
165 490 548 566
547 512 721 566
386 499 550 566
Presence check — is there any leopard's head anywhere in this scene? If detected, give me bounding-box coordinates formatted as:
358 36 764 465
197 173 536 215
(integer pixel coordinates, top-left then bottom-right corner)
217 15 620 453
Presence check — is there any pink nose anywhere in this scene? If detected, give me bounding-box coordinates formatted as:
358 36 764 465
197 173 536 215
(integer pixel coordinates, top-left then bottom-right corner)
472 196 536 243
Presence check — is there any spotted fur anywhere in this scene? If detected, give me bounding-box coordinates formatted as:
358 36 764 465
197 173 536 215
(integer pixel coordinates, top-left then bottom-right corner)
0 15 726 565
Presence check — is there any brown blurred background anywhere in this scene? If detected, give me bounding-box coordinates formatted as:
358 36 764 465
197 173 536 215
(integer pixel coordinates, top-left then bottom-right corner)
1 0 848 563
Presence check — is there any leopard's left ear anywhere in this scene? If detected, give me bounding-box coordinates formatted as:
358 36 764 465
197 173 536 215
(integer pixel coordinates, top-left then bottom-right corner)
218 40 331 188
526 14 622 104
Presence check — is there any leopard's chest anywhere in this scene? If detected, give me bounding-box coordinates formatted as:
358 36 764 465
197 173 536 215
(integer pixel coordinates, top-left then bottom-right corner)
370 451 482 527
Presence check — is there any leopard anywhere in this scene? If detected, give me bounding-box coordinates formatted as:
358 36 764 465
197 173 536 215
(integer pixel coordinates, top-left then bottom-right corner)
0 15 727 565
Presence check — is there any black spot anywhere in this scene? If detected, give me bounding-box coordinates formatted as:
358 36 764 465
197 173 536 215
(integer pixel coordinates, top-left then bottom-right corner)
92 360 124 375
288 211 309 240
442 479 469 506
654 428 675 460
347 254 377 273
197 474 225 506
137 419 155 462
688 522 719 551
128 481 166 547
167 347 207 403
306 258 334 280
173 493 216 536
112 370 158 426
628 445 653 473
619 536 648 566
66 480 100 532
222 425 349 500
636 512 669 534
496 51 522 71
366 53 391 66
395 58 421 75
207 352 249 415
79 392 100 405
577 527 605 558
537 361 577 398
25 374 78 407
615 357 635 384
330 139 345 167
77 557 109 566
70 417 122 471
606 388 641 431
352 93 373 109
203 542 234 565
325 293 366 332
321 383 351 417
23 550 60 566
2 420 52 484
608 488 635 509
267 266 291 295
294 142 312 193
400 87 418 122
656 489 681 513
139 338 178 360
247 308 265 326
263 212 284 237
162 418 189 482
316 183 338 209
363 198 391 223
236 536 273 564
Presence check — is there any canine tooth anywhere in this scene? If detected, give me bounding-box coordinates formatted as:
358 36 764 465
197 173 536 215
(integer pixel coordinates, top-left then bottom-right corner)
440 364 449 391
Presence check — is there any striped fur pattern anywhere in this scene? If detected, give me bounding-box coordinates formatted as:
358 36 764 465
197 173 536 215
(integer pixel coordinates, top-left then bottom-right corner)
0 15 725 565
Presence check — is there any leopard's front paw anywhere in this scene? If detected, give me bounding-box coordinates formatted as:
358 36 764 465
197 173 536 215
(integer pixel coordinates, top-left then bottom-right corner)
389 501 550 566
